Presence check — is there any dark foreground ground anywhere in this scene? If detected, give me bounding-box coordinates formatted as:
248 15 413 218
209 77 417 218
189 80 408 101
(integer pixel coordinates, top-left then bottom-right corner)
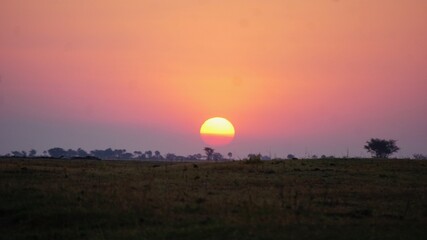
1 158 426 240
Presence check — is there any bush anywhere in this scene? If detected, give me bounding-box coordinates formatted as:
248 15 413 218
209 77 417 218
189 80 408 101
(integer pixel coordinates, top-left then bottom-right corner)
245 154 262 164
413 154 427 160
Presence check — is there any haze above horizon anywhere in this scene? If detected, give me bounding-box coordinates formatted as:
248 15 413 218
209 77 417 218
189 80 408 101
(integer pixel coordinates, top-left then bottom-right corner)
1 0 426 157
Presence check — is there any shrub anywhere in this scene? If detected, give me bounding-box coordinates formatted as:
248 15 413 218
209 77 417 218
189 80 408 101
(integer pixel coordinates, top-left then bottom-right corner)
245 154 262 164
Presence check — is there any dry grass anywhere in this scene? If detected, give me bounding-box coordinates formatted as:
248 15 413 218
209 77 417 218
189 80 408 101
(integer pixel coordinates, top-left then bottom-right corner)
1 158 426 239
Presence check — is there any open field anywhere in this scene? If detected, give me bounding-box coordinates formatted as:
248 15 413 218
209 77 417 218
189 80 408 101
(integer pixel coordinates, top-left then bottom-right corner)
1 158 426 240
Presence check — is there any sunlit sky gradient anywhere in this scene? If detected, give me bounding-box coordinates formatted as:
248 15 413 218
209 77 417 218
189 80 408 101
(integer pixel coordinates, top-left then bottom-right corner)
1 0 426 158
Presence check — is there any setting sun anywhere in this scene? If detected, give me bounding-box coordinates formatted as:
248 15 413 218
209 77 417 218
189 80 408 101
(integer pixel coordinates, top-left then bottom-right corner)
200 117 235 146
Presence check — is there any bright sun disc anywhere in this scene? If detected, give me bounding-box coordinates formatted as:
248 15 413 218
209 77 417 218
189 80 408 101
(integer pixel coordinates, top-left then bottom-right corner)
200 117 235 146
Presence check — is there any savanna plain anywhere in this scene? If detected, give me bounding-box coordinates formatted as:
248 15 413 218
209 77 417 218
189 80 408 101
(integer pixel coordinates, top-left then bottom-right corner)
1 158 426 240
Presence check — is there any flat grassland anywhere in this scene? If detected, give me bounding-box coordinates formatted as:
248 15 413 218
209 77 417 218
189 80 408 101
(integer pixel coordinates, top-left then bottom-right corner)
1 158 426 240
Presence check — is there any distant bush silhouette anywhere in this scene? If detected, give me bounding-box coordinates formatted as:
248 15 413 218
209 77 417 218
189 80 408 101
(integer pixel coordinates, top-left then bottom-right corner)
145 151 153 159
364 138 399 158
48 148 67 158
212 152 224 161
11 151 26 157
413 154 427 160
28 149 37 157
71 156 101 160
246 154 262 164
154 151 163 160
5 147 226 162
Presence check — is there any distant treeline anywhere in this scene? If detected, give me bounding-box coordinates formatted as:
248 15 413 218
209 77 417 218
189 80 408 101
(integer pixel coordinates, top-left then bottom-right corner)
4 147 274 161
5 147 218 161
3 142 427 161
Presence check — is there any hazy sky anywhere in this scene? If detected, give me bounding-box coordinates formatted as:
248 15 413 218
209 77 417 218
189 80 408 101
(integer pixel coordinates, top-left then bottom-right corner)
1 0 426 158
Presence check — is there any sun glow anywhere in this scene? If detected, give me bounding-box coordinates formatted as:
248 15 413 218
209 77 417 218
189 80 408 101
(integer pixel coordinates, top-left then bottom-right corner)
200 117 235 146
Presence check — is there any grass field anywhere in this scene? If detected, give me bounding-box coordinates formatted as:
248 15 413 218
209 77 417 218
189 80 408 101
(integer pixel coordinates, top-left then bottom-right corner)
1 158 426 240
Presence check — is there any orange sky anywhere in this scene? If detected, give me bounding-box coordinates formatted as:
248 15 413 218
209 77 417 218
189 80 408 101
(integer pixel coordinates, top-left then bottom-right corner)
1 0 426 157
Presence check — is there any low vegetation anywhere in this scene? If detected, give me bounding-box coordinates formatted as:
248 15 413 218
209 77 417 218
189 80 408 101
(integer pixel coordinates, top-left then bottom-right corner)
1 158 426 239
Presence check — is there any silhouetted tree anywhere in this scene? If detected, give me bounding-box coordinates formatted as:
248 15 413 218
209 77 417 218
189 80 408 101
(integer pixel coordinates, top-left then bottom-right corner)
133 151 145 160
76 148 88 157
121 152 134 159
134 151 142 158
185 154 201 160
193 153 202 160
212 152 224 161
90 148 113 159
11 151 26 157
364 138 399 158
48 147 67 158
228 152 233 160
166 153 176 161
204 147 214 160
145 150 152 159
287 154 295 159
29 149 37 157
154 150 162 160
89 148 133 160
67 149 78 157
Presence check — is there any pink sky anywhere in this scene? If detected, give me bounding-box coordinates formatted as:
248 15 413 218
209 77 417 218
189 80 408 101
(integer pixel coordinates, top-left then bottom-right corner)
1 0 426 158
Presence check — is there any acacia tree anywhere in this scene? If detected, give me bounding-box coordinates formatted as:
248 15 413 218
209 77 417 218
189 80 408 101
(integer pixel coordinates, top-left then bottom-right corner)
29 149 37 157
145 150 153 159
204 147 214 160
212 152 223 161
364 138 399 158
